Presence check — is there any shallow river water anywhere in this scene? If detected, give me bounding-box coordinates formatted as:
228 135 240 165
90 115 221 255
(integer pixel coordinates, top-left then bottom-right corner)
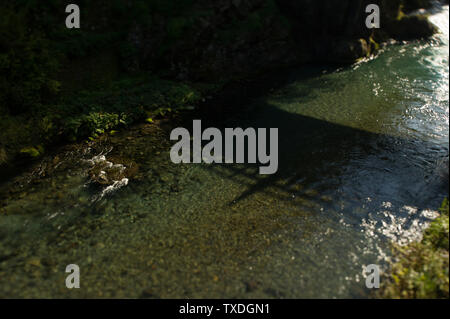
0 7 448 298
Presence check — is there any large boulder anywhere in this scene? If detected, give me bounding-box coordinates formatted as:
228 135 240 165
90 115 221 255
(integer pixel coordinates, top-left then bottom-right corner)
388 14 438 40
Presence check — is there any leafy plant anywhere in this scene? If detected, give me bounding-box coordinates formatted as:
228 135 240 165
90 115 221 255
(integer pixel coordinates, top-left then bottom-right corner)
378 198 449 299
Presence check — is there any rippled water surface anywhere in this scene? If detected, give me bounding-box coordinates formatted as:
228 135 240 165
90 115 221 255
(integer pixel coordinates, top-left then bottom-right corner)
0 7 448 298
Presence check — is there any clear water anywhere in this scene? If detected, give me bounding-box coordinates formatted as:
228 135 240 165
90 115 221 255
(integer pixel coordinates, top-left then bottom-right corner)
0 7 448 298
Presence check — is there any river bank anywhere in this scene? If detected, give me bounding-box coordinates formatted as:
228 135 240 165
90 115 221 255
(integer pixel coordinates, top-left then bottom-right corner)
378 198 448 298
0 0 443 176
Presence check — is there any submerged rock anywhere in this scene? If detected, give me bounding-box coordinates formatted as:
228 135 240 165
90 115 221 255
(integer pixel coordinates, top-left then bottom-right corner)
86 155 137 186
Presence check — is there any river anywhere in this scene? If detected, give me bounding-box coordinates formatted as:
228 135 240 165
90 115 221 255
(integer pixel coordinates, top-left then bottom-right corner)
0 6 448 298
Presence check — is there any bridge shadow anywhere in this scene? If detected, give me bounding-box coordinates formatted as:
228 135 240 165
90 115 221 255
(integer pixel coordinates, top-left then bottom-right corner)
188 65 449 217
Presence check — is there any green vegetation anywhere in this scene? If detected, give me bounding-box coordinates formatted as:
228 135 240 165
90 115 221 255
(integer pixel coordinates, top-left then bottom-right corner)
58 75 201 141
0 1 211 165
0 75 202 163
20 145 44 158
0 4 60 115
378 198 449 298
0 0 283 166
0 0 442 167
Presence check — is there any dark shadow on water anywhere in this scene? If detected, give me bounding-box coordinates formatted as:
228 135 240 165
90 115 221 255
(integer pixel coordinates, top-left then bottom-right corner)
185 65 449 224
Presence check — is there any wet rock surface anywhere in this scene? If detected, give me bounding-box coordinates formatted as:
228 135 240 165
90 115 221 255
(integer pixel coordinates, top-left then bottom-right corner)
85 155 139 187
124 0 441 79
388 14 439 40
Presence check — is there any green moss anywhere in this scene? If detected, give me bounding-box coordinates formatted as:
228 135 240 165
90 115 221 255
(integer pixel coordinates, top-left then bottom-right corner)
369 35 380 52
378 198 449 299
397 5 407 21
56 75 202 141
20 145 44 158
423 199 449 251
0 70 206 164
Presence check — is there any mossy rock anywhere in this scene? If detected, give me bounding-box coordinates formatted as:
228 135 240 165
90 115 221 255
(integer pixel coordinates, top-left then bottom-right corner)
19 146 44 159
